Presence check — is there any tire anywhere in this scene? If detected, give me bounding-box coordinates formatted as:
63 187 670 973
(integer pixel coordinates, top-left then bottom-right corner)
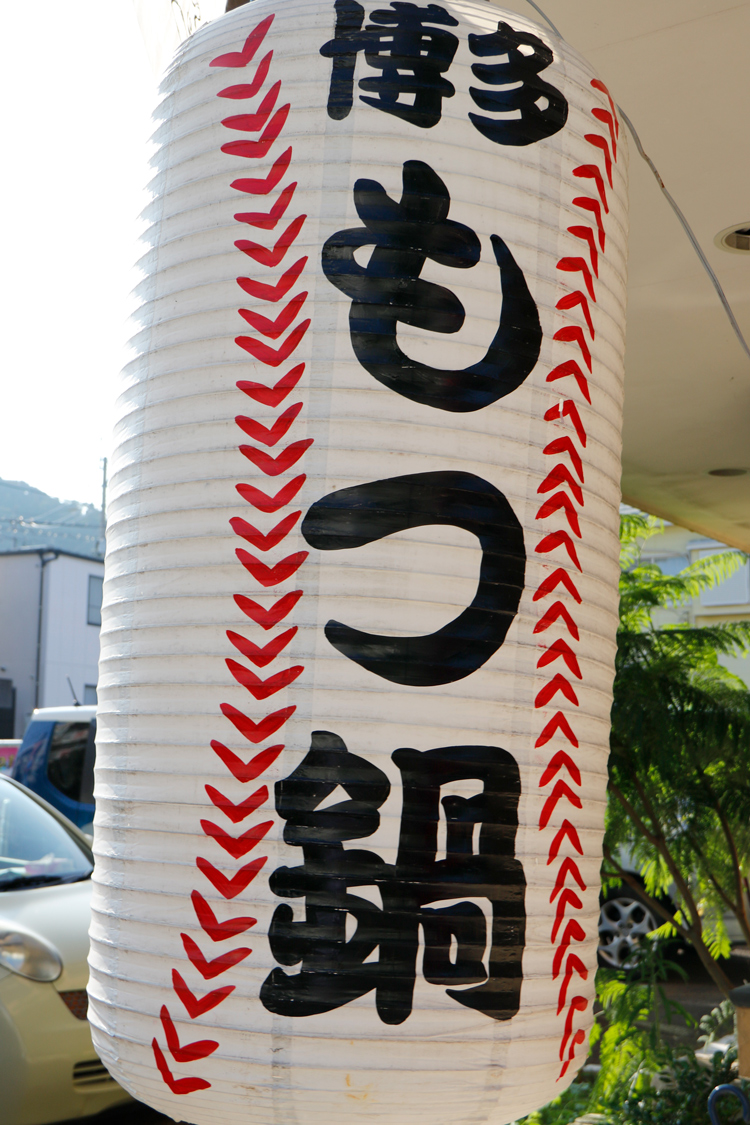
597 884 662 969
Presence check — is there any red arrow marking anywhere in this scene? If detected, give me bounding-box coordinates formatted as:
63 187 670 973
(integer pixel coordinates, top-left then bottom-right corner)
551 888 584 943
210 15 274 67
567 228 599 277
535 711 579 749
238 364 304 408
236 548 307 586
205 783 268 824
218 51 273 100
543 437 584 480
229 512 300 551
226 658 304 699
195 856 266 901
591 78 618 135
537 639 582 679
235 214 304 266
540 749 582 789
535 674 579 709
559 1029 586 1078
557 289 595 336
533 602 580 641
220 702 295 742
237 259 306 303
160 1005 218 1062
210 741 282 783
573 196 605 250
585 133 613 185
236 402 302 445
172 969 234 1018
557 953 588 1014
573 164 608 210
548 820 583 865
181 932 252 976
191 890 257 941
559 996 588 1061
235 182 297 229
535 491 581 537
537 467 583 507
554 324 592 371
201 818 273 860
231 146 291 195
549 856 586 899
236 320 310 368
561 400 587 446
227 626 296 667
152 1039 210 1094
234 590 302 630
533 567 582 604
546 359 591 402
236 475 305 512
222 81 280 132
555 261 595 304
239 293 307 340
552 923 586 977
535 530 582 571
540 781 583 830
239 439 312 476
222 104 290 160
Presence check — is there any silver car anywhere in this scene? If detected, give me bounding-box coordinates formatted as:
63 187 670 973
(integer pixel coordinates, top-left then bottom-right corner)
0 775 130 1124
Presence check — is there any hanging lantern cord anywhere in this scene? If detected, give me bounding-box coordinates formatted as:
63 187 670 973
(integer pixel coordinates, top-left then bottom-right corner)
524 0 750 364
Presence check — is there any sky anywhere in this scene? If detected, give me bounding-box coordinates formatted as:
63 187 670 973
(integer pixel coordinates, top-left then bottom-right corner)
2 3 160 507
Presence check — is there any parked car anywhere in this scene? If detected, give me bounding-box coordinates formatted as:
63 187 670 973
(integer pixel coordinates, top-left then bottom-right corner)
12 707 96 833
0 773 130 1124
598 869 744 969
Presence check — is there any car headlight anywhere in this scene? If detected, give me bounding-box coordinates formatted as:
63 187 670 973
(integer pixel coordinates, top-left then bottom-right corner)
0 928 62 982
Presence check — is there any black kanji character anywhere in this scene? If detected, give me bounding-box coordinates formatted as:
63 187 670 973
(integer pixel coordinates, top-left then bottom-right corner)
320 0 459 128
260 731 392 1017
301 471 525 686
260 731 526 1025
468 21 568 146
321 159 541 413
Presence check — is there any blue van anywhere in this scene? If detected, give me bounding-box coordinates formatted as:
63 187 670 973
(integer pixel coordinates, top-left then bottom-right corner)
11 706 96 833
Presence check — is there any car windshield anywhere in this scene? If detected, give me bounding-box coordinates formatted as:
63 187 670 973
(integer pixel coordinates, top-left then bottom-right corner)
0 779 93 890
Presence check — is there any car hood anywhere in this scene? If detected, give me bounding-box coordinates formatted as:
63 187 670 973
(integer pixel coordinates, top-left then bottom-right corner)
0 878 92 991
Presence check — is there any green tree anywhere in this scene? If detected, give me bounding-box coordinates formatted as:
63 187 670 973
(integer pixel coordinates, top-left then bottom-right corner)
605 513 750 993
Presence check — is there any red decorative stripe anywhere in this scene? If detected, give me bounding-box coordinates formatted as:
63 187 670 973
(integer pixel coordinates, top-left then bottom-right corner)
533 77 620 1079
156 14 311 1094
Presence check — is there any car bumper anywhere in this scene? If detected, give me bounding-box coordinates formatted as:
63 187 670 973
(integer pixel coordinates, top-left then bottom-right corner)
0 969 131 1125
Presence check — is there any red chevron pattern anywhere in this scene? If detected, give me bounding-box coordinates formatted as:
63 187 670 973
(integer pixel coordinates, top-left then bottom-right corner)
153 14 310 1094
534 79 620 1080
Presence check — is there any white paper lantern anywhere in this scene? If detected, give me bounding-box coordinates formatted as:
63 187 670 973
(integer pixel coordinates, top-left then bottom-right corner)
88 1 628 1122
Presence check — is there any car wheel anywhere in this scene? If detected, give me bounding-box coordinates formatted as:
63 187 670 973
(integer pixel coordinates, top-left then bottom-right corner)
597 888 661 969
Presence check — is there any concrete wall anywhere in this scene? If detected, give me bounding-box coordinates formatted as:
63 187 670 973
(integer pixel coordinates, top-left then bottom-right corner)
0 553 104 735
40 554 103 710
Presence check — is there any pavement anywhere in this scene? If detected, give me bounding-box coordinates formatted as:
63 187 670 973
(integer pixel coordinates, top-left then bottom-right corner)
64 947 750 1125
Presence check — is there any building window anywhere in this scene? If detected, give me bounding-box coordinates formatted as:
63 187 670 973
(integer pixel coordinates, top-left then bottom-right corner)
87 575 103 626
83 684 98 705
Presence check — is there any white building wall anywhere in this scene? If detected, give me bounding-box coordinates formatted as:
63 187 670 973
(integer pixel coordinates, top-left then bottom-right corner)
639 522 750 688
40 554 103 709
0 554 40 735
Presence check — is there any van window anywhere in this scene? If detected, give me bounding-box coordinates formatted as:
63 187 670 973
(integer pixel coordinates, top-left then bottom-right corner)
46 722 90 801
